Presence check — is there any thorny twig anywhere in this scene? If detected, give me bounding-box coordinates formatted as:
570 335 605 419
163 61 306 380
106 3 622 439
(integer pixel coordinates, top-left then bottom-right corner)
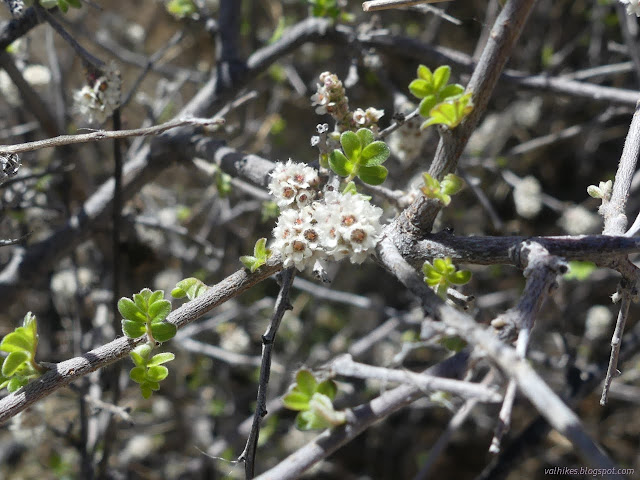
599 101 640 405
239 268 295 479
489 242 568 454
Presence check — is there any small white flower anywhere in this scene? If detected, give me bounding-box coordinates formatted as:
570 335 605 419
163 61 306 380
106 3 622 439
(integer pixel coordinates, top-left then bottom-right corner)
311 89 330 115
352 108 367 125
73 63 122 124
513 176 542 219
365 107 384 123
620 0 640 16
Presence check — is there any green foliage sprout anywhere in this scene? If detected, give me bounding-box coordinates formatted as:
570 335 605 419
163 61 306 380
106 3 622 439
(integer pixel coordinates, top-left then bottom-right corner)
421 173 465 206
119 289 178 398
129 344 175 399
409 65 473 129
0 312 46 393
329 128 390 185
119 288 176 343
171 277 210 300
240 238 273 273
423 257 472 299
282 370 346 430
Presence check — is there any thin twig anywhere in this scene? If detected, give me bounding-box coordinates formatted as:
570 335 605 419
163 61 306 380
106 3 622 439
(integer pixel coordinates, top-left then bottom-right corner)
363 0 451 12
0 117 225 155
600 292 632 406
329 354 502 403
239 268 295 479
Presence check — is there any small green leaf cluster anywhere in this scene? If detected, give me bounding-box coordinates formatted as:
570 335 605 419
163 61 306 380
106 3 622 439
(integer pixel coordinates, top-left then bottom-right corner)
166 0 197 18
0 313 45 393
119 289 176 343
283 370 346 430
423 257 472 299
34 0 82 13
587 180 613 201
171 277 210 301
329 128 390 185
129 343 175 399
409 65 473 129
421 173 464 206
240 238 272 273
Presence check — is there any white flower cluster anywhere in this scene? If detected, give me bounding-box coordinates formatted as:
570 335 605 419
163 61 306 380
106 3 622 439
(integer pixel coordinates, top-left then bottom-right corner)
269 162 383 271
268 160 320 209
73 64 121 124
620 0 640 16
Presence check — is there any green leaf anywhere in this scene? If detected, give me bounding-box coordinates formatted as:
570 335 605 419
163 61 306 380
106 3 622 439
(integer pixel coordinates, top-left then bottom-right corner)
58 0 69 13
309 392 346 426
440 174 465 196
432 65 451 92
316 379 338 401
150 322 177 342
148 299 171 323
409 79 431 99
1 331 33 353
122 320 146 339
433 258 449 273
296 370 317 397
355 128 374 148
283 391 311 411
67 0 82 7
342 181 358 195
340 131 361 160
140 384 153 398
130 350 146 368
417 64 433 83
358 165 388 185
296 410 329 430
133 343 152 362
329 150 352 177
440 84 464 99
7 377 25 393
22 313 38 343
129 366 146 384
148 290 164 305
148 381 161 391
171 278 210 300
449 270 472 285
2 351 28 377
146 365 169 382
118 298 147 323
419 96 437 117
360 141 390 167
240 256 261 273
254 237 269 258
148 352 175 366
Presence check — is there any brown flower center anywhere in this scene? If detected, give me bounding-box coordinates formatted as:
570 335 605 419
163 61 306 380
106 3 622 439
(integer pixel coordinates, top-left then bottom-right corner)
350 229 366 244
